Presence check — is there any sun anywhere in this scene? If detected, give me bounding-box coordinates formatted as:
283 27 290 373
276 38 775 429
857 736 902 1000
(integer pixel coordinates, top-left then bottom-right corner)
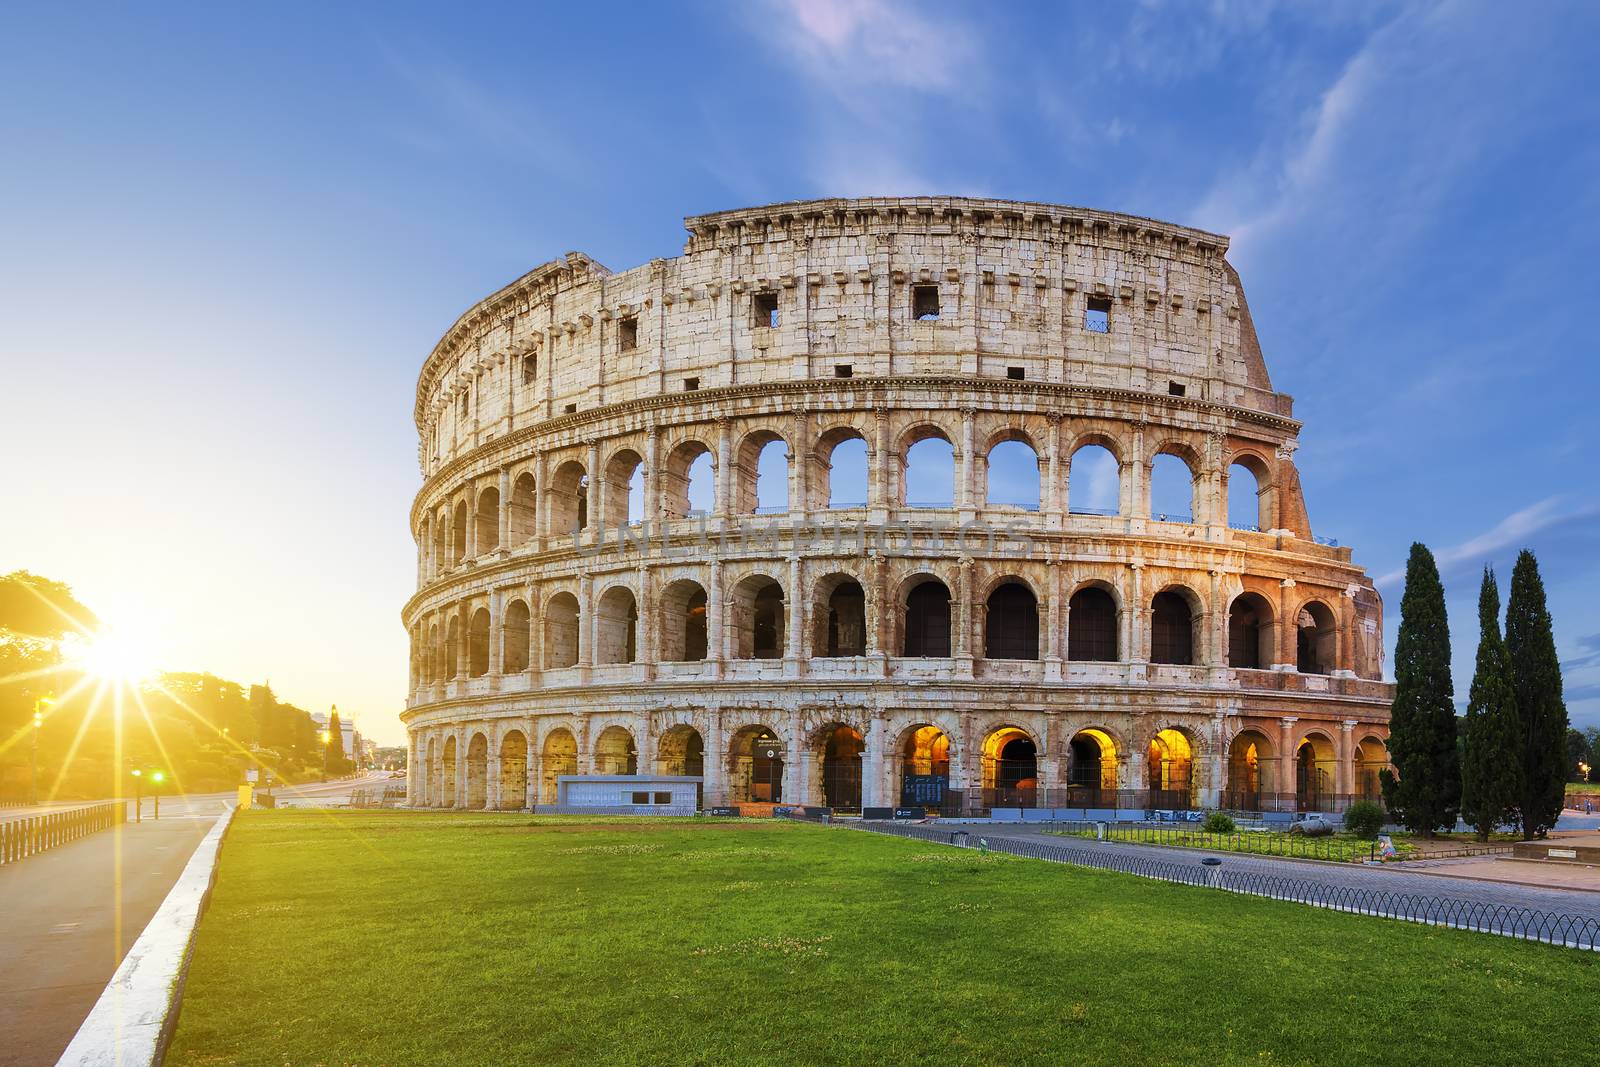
66 627 159 685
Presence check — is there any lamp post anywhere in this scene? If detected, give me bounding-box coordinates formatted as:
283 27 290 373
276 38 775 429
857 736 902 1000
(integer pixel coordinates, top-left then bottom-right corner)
131 768 143 823
30 695 52 806
151 771 165 820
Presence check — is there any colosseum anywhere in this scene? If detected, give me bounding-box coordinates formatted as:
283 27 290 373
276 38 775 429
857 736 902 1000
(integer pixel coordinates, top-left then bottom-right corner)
401 196 1394 818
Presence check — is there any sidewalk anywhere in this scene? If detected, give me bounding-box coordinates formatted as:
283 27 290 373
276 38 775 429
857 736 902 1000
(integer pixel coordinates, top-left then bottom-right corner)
0 806 223 1067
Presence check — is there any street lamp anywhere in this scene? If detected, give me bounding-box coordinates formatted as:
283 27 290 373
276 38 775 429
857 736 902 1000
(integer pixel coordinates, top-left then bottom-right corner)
151 770 165 820
30 695 52 806
131 768 143 822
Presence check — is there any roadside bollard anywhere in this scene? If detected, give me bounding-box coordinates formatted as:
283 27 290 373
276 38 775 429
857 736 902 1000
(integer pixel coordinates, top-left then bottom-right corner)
1201 855 1223 887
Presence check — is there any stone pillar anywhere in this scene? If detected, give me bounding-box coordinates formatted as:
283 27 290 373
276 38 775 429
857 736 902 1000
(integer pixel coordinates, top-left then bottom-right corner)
704 711 726 807
955 557 975 677
486 732 502 811
1209 569 1227 670
864 711 886 810
585 440 601 542
706 559 724 676
455 725 468 808
1127 561 1145 663
791 410 809 519
578 574 594 673
1044 558 1063 681
1206 711 1225 809
533 450 549 545
487 588 503 676
785 555 804 676
406 730 420 806
1276 578 1298 670
466 483 479 560
1045 413 1063 529
1279 716 1298 805
715 417 733 519
498 467 512 551
645 426 661 524
1339 719 1356 796
958 407 976 517
870 407 892 518
527 579 543 678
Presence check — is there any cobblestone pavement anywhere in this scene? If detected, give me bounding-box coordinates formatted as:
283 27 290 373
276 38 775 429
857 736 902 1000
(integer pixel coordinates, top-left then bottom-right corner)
877 822 1600 929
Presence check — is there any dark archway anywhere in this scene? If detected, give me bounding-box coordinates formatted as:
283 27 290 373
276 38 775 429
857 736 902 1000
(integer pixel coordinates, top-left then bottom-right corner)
1150 591 1194 665
1068 587 1118 661
984 581 1039 660
819 725 864 812
903 579 952 657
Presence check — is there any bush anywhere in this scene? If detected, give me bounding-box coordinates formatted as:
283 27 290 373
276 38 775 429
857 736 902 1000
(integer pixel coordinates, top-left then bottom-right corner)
1343 800 1386 838
1201 812 1236 834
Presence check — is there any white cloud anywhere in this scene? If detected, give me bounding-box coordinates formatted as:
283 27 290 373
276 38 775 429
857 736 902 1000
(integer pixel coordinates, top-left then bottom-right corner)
1375 496 1600 588
760 0 983 96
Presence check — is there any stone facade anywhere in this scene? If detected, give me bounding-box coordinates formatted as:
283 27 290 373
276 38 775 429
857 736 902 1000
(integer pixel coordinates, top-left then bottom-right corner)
401 196 1393 815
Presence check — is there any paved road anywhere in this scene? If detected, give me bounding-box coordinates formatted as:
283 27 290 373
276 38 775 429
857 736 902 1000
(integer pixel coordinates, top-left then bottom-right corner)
0 773 392 1067
943 823 1600 924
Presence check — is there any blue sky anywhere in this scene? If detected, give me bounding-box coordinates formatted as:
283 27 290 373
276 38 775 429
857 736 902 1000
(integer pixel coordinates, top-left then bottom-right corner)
2 1 1597 743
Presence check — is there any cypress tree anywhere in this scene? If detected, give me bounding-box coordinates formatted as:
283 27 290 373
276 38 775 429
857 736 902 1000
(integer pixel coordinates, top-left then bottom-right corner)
1381 543 1460 837
1458 568 1521 841
1506 550 1567 839
324 709 345 775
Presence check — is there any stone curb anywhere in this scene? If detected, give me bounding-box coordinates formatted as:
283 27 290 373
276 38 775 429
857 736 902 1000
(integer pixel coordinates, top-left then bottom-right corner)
55 804 237 1067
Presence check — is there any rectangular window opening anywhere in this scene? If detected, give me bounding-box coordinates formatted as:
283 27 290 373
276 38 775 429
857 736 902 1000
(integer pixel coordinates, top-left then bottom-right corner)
563 403 577 414
1085 296 1112 334
653 792 671 804
834 364 853 379
684 376 700 391
1006 366 1025 381
1168 380 1186 397
631 791 650 805
459 394 469 418
912 284 941 320
618 316 638 350
522 355 537 385
753 292 779 328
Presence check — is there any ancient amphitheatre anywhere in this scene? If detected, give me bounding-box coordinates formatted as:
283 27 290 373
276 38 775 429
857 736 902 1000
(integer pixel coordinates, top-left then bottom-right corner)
401 196 1393 817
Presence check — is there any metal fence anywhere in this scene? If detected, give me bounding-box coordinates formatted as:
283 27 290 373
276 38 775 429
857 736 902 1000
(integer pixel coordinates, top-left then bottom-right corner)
1088 824 1513 863
848 820 1600 951
0 801 126 864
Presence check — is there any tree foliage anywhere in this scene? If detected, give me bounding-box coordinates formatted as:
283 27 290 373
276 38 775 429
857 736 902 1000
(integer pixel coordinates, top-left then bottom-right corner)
1459 568 1522 840
1505 550 1568 839
1382 543 1460 836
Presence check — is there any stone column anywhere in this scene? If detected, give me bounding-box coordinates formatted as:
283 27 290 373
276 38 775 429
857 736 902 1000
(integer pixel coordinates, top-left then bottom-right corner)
486 731 502 811
1206 711 1225 808
1126 561 1145 663
870 407 892 518
1210 569 1227 670
578 574 594 675
498 467 512 551
455 725 468 808
706 559 724 677
704 711 726 807
466 482 479 560
1044 558 1063 681
958 407 976 517
533 450 549 545
715 417 733 520
585 440 601 542
955 557 975 677
1045 413 1063 529
645 426 661 524
785 555 804 677
864 711 886 810
1339 719 1356 797
1278 716 1298 806
406 730 420 806
1276 578 1298 670
791 410 809 519
487 588 503 677
527 579 543 678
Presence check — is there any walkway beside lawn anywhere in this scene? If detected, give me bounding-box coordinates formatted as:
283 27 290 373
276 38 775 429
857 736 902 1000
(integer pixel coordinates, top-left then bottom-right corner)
959 823 1600 923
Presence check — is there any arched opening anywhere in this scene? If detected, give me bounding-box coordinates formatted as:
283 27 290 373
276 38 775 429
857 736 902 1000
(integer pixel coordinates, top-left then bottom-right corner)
1150 589 1196 665
1147 728 1195 808
476 486 501 552
1355 736 1387 801
1225 730 1274 810
1068 586 1118 661
451 500 468 562
658 579 707 662
1296 601 1338 675
498 731 528 810
1067 728 1119 806
425 623 439 684
510 473 537 544
899 725 951 810
737 432 789 514
730 575 785 659
543 592 580 669
729 725 785 804
1227 456 1271 531
1296 733 1337 810
549 460 588 536
658 725 705 809
984 580 1039 660
902 578 952 657
663 441 715 520
594 726 638 776
440 734 457 807
1068 443 1120 516
445 615 461 678
540 728 577 804
819 429 869 509
465 732 488 810
431 515 446 575
903 432 955 507
1148 452 1195 523
503 599 530 673
984 436 1041 510
595 586 638 665
1227 593 1275 670
467 608 490 677
983 728 1038 809
818 725 864 812
602 449 645 529
819 575 870 659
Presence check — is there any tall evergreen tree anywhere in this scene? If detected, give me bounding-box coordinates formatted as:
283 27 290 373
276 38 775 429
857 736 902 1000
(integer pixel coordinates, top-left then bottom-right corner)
1458 568 1521 841
324 709 345 774
1381 543 1460 837
1506 550 1568 839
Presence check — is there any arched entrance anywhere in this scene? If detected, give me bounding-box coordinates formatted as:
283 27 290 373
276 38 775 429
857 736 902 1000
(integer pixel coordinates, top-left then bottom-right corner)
658 725 705 809
1296 733 1337 811
540 728 577 804
594 726 638 775
1147 728 1194 809
440 735 458 807
984 580 1039 660
498 730 528 810
1355 736 1387 801
1225 730 1274 810
1067 728 1118 806
465 732 488 809
729 726 785 804
899 725 951 811
817 725 864 812
983 727 1038 809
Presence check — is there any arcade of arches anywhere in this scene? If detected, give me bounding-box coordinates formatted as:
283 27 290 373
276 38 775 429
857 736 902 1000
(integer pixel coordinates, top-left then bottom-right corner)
410 714 1388 815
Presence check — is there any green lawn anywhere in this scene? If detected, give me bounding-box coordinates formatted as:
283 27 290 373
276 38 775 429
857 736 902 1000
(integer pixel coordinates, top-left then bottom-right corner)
167 811 1598 1067
1047 826 1421 862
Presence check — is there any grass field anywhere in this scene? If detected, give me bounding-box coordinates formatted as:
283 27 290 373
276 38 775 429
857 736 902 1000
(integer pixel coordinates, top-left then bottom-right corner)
1046 826 1419 862
167 811 1598 1066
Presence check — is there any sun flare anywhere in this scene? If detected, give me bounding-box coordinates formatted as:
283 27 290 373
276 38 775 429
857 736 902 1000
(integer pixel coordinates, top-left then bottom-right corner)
66 628 159 685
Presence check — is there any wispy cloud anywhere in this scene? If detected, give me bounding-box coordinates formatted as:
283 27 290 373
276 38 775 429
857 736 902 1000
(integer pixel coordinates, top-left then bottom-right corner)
1376 496 1600 588
757 0 983 96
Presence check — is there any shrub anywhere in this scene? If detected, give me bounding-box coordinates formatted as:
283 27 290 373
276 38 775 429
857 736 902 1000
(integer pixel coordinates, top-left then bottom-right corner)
1201 812 1236 835
1343 800 1386 838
